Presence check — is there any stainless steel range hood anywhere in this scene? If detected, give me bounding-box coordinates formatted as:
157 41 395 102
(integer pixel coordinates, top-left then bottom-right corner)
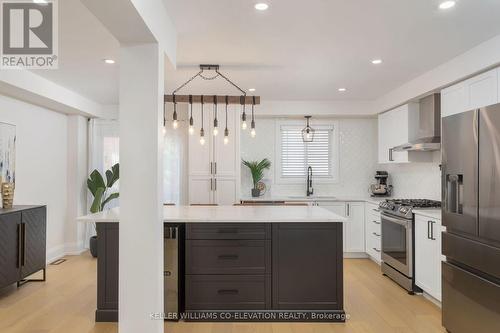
392 94 441 152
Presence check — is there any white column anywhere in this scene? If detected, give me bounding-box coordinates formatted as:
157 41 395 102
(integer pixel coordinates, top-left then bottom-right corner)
119 43 164 333
66 115 88 254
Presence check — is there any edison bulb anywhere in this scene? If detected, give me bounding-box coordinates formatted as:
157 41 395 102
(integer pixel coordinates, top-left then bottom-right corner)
305 132 311 140
224 136 229 145
241 121 247 130
189 125 194 135
172 120 178 129
200 136 205 145
250 128 256 138
162 126 167 135
213 127 219 136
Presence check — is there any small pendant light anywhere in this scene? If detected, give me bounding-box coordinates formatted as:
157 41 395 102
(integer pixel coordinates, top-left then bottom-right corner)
302 116 315 142
213 95 219 136
200 95 206 145
241 96 247 130
172 94 178 129
188 95 194 135
250 96 256 138
224 95 229 145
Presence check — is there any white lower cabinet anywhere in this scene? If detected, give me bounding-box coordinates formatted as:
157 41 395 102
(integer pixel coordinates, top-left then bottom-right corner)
318 201 365 255
364 202 382 263
415 214 443 301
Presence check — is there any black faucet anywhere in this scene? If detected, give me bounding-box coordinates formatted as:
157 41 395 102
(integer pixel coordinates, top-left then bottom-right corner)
306 166 314 197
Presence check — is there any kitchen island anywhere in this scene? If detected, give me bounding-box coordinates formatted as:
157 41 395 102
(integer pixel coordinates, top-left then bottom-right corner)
78 205 346 322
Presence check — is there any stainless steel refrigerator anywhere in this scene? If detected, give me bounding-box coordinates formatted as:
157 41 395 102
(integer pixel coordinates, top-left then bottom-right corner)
442 104 500 333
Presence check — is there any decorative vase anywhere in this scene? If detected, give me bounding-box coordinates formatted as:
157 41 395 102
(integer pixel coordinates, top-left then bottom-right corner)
89 235 98 258
1 182 15 209
251 188 260 198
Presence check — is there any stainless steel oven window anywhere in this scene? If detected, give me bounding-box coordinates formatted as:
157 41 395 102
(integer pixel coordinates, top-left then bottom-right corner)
381 213 412 277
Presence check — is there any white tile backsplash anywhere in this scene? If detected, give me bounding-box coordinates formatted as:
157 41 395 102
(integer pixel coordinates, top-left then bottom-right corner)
240 118 378 197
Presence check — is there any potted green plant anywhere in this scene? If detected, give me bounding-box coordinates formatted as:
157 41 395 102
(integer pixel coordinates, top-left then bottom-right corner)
242 158 271 197
87 163 119 257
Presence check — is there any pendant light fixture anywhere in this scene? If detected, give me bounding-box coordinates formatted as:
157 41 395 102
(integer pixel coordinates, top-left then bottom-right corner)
172 94 178 129
213 95 219 136
188 94 194 135
200 95 205 145
241 96 247 130
250 96 256 138
302 116 315 142
224 96 229 145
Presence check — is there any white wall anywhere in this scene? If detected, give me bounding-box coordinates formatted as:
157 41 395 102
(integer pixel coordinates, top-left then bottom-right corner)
380 152 441 201
0 94 68 262
241 117 378 198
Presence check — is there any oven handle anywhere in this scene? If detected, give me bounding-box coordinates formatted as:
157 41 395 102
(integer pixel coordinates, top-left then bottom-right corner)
381 213 410 227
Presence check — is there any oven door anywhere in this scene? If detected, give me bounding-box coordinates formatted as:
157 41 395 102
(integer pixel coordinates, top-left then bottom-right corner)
381 213 412 277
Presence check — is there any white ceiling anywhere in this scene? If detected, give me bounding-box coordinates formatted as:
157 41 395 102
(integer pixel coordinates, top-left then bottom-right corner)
30 0 500 105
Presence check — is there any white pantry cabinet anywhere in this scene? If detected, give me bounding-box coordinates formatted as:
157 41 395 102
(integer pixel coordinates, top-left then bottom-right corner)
441 67 500 118
318 201 365 255
378 103 432 164
188 104 240 205
364 202 381 263
415 214 443 301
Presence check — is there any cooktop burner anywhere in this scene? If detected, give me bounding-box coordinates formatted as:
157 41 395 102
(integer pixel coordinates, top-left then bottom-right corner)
387 199 441 208
379 199 441 219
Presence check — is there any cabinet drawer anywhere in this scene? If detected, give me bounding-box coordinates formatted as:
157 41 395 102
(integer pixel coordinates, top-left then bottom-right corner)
186 240 271 275
186 223 271 240
185 275 271 310
366 217 381 235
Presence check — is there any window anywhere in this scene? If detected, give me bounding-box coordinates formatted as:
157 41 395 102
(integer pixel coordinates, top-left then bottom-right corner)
276 121 338 183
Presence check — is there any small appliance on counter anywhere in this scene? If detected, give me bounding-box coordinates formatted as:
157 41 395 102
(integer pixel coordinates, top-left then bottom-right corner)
369 171 392 197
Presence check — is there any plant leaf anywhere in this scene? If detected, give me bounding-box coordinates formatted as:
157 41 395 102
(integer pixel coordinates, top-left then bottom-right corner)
90 187 105 213
106 163 120 188
101 192 119 210
88 169 105 193
242 158 271 188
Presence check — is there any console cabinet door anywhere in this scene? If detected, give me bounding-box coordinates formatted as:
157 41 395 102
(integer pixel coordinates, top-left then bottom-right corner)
0 212 21 287
272 223 343 310
21 207 46 278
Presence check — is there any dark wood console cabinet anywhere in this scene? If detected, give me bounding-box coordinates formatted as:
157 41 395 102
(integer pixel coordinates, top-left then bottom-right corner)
0 206 47 289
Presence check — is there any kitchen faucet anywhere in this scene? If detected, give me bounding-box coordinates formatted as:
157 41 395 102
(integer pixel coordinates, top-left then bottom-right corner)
306 166 314 197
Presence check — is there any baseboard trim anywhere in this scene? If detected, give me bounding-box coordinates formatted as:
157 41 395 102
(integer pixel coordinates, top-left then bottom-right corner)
344 252 369 259
46 245 65 264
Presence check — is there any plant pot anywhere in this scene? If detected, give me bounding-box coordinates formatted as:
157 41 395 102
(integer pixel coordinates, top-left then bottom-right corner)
89 236 98 258
251 188 261 197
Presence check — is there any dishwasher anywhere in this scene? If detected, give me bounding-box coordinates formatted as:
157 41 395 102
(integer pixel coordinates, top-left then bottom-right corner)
164 224 184 321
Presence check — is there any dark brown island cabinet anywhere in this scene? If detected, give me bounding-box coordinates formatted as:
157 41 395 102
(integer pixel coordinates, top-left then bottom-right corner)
95 222 344 322
0 206 47 290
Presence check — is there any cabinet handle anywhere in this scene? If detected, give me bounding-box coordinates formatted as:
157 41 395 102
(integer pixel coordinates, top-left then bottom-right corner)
210 162 213 175
389 148 394 162
372 232 381 237
214 162 217 175
372 208 380 212
346 204 350 217
429 221 436 240
373 248 381 253
372 220 381 225
217 289 239 295
214 178 217 191
218 254 239 260
210 179 213 191
22 223 26 266
17 224 22 268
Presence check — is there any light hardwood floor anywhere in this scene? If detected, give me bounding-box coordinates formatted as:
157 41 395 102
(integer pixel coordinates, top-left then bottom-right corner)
0 252 445 333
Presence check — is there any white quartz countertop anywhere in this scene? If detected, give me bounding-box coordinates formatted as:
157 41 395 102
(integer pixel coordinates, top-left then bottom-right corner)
240 195 387 206
413 209 442 220
77 205 347 223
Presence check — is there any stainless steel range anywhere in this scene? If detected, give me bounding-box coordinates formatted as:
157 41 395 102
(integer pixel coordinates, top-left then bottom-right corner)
379 199 441 294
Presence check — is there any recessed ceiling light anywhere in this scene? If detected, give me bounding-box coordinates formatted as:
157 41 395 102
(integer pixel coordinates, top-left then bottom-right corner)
33 0 48 3
254 3 269 11
338 88 347 92
103 59 115 64
248 88 256 92
439 1 456 10
371 59 383 65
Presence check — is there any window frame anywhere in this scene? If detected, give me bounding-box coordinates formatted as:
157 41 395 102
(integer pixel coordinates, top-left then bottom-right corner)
274 119 340 184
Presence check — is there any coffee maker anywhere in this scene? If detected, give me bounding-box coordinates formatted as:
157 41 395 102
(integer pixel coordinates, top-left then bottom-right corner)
369 171 392 197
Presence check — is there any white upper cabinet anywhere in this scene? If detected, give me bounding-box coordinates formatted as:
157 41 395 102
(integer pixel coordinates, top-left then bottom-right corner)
378 103 432 163
442 67 500 118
